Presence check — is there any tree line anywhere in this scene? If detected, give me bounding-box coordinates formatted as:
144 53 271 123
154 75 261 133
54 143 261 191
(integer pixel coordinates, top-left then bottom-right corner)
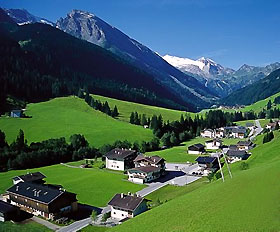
78 89 119 118
0 129 160 172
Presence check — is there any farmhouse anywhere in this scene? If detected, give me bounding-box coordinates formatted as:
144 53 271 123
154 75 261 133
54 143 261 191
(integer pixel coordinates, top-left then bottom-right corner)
134 155 165 169
10 109 23 118
226 150 250 163
108 193 147 221
266 121 279 131
128 166 162 184
105 148 137 171
237 141 255 150
205 139 223 150
225 126 247 139
6 182 78 220
188 143 205 155
195 156 219 175
215 128 225 138
201 129 214 138
0 200 19 222
12 172 46 185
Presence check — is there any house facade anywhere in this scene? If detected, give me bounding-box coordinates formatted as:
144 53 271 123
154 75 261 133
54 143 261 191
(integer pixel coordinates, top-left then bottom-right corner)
225 126 247 139
6 182 78 220
195 156 219 175
105 148 137 171
201 129 214 138
226 150 249 163
237 141 254 150
128 155 166 184
108 193 147 221
188 143 205 155
205 139 223 150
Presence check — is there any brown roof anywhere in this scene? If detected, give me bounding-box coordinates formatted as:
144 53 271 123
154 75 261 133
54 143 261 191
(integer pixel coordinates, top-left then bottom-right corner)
134 155 164 165
128 166 160 174
108 193 144 211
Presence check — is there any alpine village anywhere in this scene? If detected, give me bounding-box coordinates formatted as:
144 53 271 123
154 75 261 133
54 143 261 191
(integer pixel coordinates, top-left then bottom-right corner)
0 2 280 232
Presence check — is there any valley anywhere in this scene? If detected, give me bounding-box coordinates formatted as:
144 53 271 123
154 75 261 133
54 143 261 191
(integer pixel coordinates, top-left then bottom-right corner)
0 3 280 232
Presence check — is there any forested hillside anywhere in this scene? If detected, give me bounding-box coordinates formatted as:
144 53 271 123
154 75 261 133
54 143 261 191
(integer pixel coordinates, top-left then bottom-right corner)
0 9 191 115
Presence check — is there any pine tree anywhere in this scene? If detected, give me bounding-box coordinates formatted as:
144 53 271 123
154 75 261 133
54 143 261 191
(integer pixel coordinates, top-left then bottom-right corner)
112 105 119 118
130 112 135 124
267 100 272 110
141 114 148 126
170 132 179 146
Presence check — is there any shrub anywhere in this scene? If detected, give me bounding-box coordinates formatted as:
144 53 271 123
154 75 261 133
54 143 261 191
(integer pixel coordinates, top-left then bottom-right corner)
99 163 105 169
91 210 97 220
102 212 110 222
240 162 249 170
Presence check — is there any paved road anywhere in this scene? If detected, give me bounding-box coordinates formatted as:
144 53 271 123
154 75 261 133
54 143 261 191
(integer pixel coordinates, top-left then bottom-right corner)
136 182 168 197
32 216 61 231
250 120 263 141
58 217 91 232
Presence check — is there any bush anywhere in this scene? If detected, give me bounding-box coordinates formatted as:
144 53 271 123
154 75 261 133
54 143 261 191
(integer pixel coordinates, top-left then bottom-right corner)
240 162 249 170
207 172 215 182
215 172 222 180
91 210 97 220
102 212 110 222
99 163 105 169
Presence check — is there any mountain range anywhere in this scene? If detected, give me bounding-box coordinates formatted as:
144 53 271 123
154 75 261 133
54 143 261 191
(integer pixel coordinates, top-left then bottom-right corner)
163 54 280 97
2 8 280 109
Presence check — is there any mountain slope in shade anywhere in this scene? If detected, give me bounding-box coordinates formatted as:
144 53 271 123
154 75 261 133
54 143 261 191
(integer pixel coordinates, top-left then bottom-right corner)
3 8 54 26
0 9 194 112
221 68 280 106
56 9 217 110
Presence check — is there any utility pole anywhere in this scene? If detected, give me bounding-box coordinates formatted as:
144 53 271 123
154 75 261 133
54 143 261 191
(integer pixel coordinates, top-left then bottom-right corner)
223 150 232 179
216 153 224 182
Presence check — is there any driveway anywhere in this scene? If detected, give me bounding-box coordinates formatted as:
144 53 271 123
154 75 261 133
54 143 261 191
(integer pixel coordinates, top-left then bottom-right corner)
32 216 61 231
250 120 263 141
58 217 91 232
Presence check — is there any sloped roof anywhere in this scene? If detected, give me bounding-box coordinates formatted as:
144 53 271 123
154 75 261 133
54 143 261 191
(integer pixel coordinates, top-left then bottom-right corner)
188 143 205 151
128 166 160 174
134 155 164 165
105 148 136 160
196 156 217 164
108 193 144 211
6 182 76 204
226 150 247 157
13 172 46 182
237 141 252 146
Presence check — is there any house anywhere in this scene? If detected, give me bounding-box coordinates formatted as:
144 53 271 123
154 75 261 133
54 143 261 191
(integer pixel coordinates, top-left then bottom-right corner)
6 182 78 220
133 155 165 169
195 156 219 175
215 128 225 138
266 121 279 131
205 139 223 150
226 150 250 163
108 193 147 221
12 172 46 185
201 129 214 138
0 200 20 222
246 122 255 129
128 166 162 184
128 155 166 184
237 141 255 150
228 145 238 150
225 126 247 139
105 148 137 171
10 110 23 118
188 143 205 155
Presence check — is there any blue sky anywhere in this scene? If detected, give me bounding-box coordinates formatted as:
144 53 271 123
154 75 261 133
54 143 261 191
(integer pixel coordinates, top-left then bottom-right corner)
1 0 279 69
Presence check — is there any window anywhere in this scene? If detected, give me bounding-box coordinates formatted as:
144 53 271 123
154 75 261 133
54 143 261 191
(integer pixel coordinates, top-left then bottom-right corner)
122 214 124 216
114 212 116 214
117 166 119 168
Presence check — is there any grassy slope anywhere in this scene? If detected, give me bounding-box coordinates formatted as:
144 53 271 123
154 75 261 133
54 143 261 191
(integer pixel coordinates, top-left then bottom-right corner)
0 96 153 147
111 131 280 232
146 137 244 163
0 165 144 207
91 94 195 122
0 221 51 232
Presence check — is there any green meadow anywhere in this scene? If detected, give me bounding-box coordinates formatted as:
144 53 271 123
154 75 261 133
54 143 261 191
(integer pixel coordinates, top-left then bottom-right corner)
91 94 194 122
0 164 144 207
110 131 280 232
0 221 51 232
0 96 154 147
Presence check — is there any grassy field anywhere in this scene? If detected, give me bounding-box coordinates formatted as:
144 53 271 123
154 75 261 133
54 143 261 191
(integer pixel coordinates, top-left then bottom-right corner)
235 119 270 128
146 137 245 163
110 131 280 232
91 94 195 122
0 164 144 207
81 225 108 232
0 221 51 232
0 96 154 147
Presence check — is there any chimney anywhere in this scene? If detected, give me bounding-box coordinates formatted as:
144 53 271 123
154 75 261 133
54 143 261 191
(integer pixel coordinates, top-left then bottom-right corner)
34 191 37 197
16 186 19 191
120 193 124 198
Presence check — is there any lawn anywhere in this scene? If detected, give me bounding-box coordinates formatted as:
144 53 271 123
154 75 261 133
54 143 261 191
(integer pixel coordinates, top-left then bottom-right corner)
91 94 195 122
146 137 244 163
0 164 145 207
0 96 154 147
0 221 51 232
81 225 108 232
110 131 280 232
235 119 270 128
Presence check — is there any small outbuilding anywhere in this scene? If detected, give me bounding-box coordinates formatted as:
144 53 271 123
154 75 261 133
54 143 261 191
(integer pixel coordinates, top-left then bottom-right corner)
205 139 223 150
188 143 205 155
10 110 23 118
